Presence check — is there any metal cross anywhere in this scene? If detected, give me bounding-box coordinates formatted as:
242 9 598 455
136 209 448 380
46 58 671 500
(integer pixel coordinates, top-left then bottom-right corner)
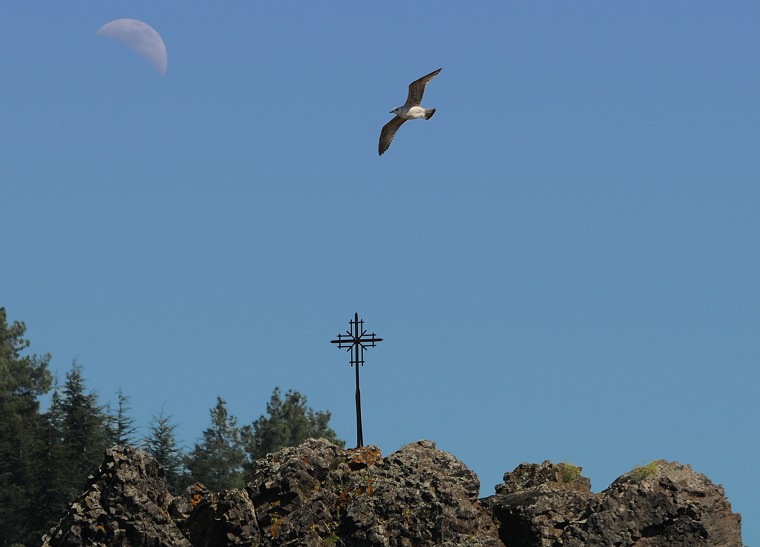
330 312 383 448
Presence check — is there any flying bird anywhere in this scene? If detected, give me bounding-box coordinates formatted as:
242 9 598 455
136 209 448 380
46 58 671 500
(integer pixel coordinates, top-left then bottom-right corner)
379 68 442 156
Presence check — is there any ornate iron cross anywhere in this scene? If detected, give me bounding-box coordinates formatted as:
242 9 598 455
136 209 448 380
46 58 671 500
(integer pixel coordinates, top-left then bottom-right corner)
331 312 383 448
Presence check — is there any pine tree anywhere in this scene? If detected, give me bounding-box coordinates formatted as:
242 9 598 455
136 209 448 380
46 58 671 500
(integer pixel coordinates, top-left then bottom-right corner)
185 396 245 492
143 406 185 493
241 387 344 471
29 384 72 542
56 362 112 503
27 364 117 543
108 387 137 446
0 307 53 546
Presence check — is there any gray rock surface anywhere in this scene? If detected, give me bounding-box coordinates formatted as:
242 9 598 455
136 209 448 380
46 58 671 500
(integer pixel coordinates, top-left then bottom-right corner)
244 438 502 546
41 445 190 546
484 460 593 547
42 442 743 546
560 460 743 546
179 487 260 546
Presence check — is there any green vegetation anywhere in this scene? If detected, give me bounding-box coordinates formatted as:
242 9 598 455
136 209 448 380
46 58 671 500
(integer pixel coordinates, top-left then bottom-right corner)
185 396 247 491
560 462 582 483
0 307 344 545
142 406 185 493
0 307 53 545
628 460 661 484
109 387 137 446
241 387 345 471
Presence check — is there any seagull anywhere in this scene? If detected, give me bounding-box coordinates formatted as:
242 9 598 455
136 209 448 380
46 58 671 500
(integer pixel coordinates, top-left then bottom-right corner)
379 68 442 156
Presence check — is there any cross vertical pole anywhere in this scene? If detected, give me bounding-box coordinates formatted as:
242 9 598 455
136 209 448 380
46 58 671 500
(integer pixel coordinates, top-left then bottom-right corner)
354 315 363 447
330 312 383 448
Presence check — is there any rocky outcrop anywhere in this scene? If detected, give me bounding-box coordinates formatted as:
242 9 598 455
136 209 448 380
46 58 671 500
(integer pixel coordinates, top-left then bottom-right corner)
41 445 190 546
177 486 260 546
484 460 594 546
43 442 743 546
560 460 743 546
486 459 743 547
243 439 501 546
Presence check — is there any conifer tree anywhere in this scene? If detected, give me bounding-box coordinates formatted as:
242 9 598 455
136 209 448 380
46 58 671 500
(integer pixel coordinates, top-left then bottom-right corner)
185 397 245 491
28 366 122 542
143 406 185 493
37 362 110 526
108 387 137 446
56 362 112 502
241 387 344 471
29 384 72 542
0 307 53 546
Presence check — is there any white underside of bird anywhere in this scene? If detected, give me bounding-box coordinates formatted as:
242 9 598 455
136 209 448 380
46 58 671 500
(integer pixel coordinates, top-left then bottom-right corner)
395 105 429 120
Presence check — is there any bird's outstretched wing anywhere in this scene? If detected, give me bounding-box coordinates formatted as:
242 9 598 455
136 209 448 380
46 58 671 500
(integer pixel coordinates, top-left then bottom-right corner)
379 116 406 156
405 68 442 107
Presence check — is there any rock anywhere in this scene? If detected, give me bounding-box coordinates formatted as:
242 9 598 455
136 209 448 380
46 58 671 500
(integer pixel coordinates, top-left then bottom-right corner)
181 488 259 546
560 460 743 546
41 443 743 546
484 460 593 547
245 438 502 546
488 459 743 547
41 445 191 546
169 482 212 522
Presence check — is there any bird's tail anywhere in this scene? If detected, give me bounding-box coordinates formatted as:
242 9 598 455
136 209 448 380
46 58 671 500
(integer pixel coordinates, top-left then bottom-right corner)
424 108 436 120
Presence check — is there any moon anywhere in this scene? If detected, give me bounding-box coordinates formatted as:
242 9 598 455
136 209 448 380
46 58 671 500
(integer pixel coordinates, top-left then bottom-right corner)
96 19 168 76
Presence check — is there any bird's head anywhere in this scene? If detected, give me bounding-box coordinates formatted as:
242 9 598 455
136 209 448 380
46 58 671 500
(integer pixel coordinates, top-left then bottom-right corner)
390 107 401 115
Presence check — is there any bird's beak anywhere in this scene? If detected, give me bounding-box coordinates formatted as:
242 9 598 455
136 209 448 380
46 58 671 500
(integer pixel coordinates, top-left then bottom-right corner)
389 110 394 114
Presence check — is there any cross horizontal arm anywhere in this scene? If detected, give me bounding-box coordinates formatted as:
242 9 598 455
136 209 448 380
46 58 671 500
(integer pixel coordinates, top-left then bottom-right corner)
330 336 383 343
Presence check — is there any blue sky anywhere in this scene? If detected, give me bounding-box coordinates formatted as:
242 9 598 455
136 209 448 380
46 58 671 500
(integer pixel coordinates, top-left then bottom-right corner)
2 2 758 543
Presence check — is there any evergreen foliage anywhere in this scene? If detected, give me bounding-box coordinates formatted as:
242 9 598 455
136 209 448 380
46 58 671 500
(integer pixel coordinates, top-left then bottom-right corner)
241 386 345 471
185 397 246 492
23 368 113 544
29 387 72 543
108 387 137 446
142 406 185 493
0 307 53 546
57 363 112 498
